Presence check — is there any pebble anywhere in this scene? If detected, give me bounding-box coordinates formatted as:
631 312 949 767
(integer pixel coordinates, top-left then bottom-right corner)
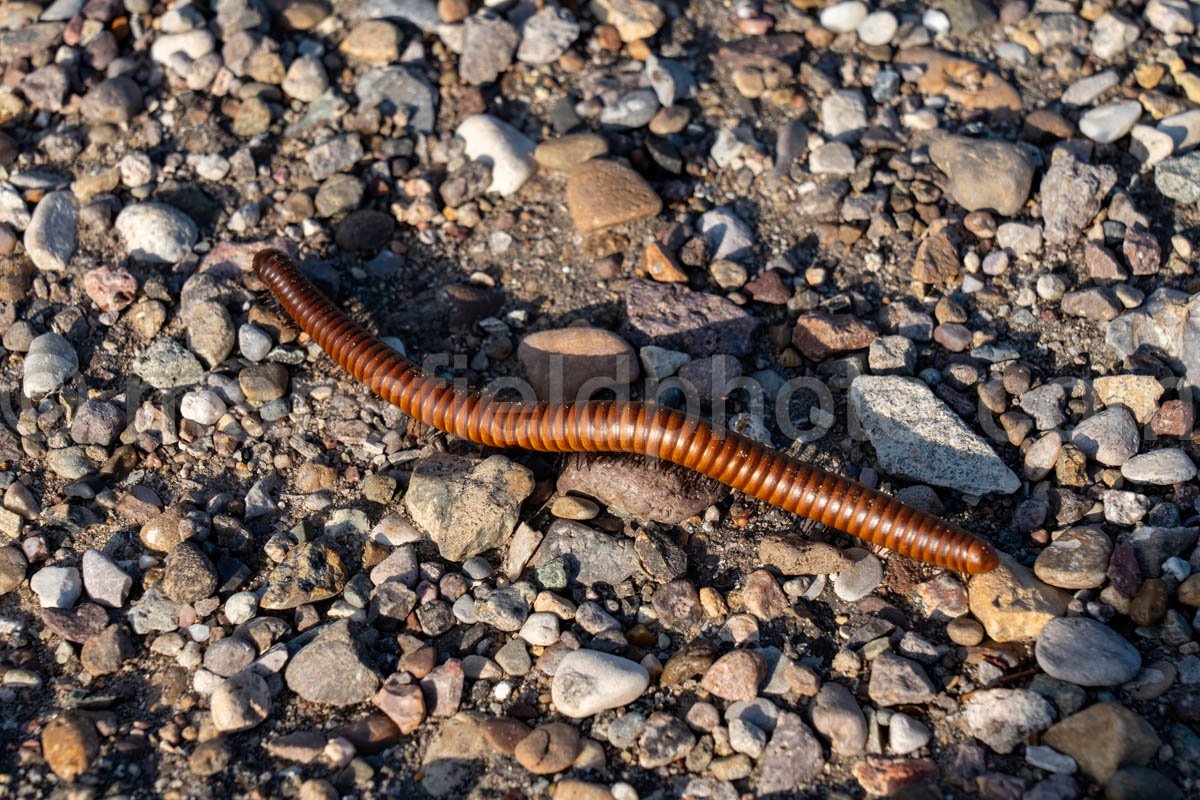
405 454 533 561
832 553 882 602
1080 101 1142 144
0 546 27 595
888 713 931 755
964 689 1056 753
22 333 78 399
115 202 198 264
515 722 581 774
518 326 639 402
850 376 1020 495
1069 407 1140 466
701 650 766 701
566 159 661 234
821 90 868 140
1042 703 1160 782
1033 527 1112 590
552 649 650 718
820 1 868 33
81 549 131 608
758 712 825 793
557 453 726 524
260 540 347 610
1120 448 1196 484
24 191 78 272
456 114 537 197
1156 152 1200 203
30 565 82 609
929 135 1035 216
80 76 142 123
285 620 381 706
625 279 760 357
1035 617 1142 687
518 6 579 65
698 206 755 261
460 12 519 85
811 682 867 755
591 0 664 41
41 713 99 782
968 553 1069 642
211 670 271 732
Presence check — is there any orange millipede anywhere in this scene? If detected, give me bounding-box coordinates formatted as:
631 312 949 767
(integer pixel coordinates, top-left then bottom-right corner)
253 249 1000 575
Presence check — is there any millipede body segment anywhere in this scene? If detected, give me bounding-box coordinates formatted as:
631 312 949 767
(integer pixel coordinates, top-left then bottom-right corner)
253 249 1000 575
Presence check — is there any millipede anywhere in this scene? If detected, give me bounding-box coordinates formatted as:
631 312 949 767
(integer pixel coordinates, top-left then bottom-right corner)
253 248 1001 575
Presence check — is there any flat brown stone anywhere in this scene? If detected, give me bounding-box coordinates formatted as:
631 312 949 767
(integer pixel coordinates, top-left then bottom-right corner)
566 160 662 233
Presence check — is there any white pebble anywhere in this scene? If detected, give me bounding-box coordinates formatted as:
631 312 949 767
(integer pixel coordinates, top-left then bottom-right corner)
820 0 868 32
29 566 82 609
224 592 259 624
857 11 898 45
181 389 227 425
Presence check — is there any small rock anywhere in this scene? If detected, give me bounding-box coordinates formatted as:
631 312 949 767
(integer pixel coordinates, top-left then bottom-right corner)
211 670 271 732
964 689 1055 754
552 649 650 718
968 553 1069 642
456 114 537 196
115 203 198 264
1035 617 1142 686
1043 703 1160 782
285 621 380 706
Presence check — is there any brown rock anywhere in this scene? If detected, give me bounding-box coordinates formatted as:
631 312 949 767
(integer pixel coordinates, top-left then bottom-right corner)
566 160 662 233
642 241 687 283
1043 703 1160 782
372 674 425 734
513 722 581 774
700 650 766 700
332 713 401 755
41 713 99 782
1129 578 1168 626
912 229 961 283
481 717 532 755
534 134 609 172
759 536 854 575
967 552 1069 642
556 452 728 524
662 637 717 686
42 603 109 643
792 313 876 360
742 569 791 621
517 327 639 402
80 625 135 676
260 540 347 610
852 756 938 797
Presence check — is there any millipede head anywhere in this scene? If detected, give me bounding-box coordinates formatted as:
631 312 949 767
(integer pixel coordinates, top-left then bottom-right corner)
964 540 1000 574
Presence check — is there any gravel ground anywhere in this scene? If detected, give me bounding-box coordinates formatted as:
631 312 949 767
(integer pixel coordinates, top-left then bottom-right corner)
2 0 1200 798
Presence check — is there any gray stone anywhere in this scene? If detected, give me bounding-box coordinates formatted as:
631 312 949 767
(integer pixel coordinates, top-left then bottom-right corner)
757 712 824 793
356 67 437 133
964 688 1056 754
530 519 643 586
1156 152 1200 203
132 339 205 389
460 12 518 86
1035 616 1141 686
625 279 761 357
211 670 271 732
517 6 578 64
867 652 936 706
698 206 755 261
285 621 380 705
929 135 1035 216
405 453 534 561
1069 407 1139 466
24 191 77 272
1121 449 1197 485
811 682 867 755
22 333 78 399
115 203 198 264
850 376 1020 495
81 549 131 608
552 649 649 718
1041 154 1118 244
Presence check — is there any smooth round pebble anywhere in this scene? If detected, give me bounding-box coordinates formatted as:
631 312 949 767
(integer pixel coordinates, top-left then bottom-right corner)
552 649 650 718
1035 616 1142 686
